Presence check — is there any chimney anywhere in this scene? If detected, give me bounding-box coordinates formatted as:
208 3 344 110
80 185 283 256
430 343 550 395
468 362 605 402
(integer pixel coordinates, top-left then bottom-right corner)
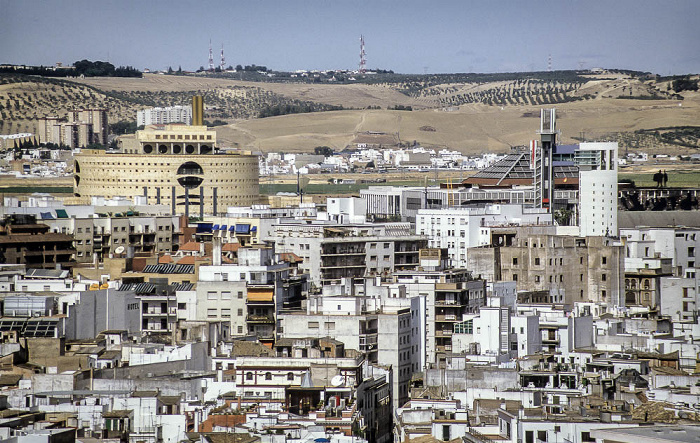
213 236 222 266
192 96 204 126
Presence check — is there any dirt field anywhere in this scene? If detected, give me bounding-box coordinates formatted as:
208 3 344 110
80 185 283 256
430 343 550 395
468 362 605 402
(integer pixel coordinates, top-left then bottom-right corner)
4 73 700 156
219 95 700 155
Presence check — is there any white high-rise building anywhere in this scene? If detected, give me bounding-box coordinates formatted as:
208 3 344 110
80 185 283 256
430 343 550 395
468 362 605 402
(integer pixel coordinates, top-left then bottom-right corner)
576 142 618 237
137 105 193 126
416 204 551 268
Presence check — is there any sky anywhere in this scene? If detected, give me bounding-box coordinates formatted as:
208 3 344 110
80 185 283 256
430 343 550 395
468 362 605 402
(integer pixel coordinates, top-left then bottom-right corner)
1 0 698 75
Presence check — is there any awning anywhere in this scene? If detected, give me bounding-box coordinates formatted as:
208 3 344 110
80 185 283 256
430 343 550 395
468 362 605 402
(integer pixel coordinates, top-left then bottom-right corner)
235 224 250 234
251 226 257 232
220 225 227 231
55 209 68 219
40 212 54 220
196 223 213 233
212 224 220 230
228 225 236 232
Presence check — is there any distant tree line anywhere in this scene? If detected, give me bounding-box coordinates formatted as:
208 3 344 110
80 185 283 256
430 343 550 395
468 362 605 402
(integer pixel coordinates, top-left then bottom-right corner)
109 121 143 135
258 102 344 118
671 76 699 93
0 60 141 78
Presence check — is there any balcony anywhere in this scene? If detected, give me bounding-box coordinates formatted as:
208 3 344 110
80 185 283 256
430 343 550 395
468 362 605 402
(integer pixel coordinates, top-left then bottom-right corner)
435 314 457 322
434 300 463 307
143 310 170 316
322 250 366 256
246 314 275 324
359 333 378 351
435 330 453 337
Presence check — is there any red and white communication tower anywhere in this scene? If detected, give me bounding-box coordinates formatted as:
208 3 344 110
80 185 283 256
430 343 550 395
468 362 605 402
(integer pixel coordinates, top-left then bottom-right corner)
208 39 215 71
359 35 367 74
220 44 226 71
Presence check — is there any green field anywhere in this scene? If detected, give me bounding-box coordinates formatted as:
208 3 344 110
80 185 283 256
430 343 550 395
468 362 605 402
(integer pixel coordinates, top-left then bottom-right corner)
0 186 73 194
619 170 700 188
260 179 437 195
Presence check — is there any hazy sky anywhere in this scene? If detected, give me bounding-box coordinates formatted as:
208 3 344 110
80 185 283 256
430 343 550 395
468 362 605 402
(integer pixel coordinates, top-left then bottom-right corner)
1 0 698 75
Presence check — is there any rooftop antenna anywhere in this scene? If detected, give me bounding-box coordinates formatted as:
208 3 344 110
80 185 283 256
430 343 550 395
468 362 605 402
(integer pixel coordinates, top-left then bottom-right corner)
359 35 367 74
208 39 215 71
220 44 226 71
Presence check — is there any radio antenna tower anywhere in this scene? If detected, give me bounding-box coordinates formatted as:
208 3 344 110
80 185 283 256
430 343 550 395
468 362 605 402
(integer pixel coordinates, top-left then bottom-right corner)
547 54 552 72
359 35 367 74
220 44 226 71
208 39 215 71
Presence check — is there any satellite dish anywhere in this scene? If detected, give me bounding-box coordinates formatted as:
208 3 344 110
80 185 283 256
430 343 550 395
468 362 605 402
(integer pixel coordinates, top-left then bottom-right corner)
114 246 125 254
330 375 344 387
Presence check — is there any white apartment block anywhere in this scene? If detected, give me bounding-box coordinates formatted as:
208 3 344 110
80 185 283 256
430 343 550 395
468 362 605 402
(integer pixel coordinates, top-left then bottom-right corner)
416 204 551 268
137 105 193 126
576 142 618 237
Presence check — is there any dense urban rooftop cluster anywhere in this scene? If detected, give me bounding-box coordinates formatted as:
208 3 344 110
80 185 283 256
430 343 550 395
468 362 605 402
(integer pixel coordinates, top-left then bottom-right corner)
0 107 697 443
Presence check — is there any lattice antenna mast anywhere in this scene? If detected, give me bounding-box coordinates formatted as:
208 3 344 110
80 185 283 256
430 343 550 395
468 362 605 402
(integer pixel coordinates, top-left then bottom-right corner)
208 39 215 71
547 54 552 72
359 35 367 74
220 44 225 71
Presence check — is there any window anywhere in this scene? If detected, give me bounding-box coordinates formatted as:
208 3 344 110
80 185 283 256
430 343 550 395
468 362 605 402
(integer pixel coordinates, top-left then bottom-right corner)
602 273 607 281
207 308 217 318
221 309 231 318
535 258 540 265
207 291 217 300
238 291 244 299
535 276 540 283
512 257 518 265
308 321 319 329
513 274 518 282
602 256 607 265
246 372 253 380
287 372 294 381
237 326 243 333
265 372 272 380
537 431 547 442
178 303 186 310
221 291 231 300
237 309 243 316
325 322 335 330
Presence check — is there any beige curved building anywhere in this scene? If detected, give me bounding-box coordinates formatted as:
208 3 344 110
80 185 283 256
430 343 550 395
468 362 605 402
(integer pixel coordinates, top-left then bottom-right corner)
74 124 259 216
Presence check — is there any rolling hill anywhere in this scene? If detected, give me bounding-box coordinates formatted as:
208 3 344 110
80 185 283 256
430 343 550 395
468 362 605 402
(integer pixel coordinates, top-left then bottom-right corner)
1 71 698 155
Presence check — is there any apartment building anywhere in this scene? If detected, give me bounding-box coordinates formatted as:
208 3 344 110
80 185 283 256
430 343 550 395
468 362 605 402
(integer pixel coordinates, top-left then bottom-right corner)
137 105 193 127
416 204 551 268
393 251 486 367
470 227 624 308
196 246 307 345
269 221 426 287
278 278 422 410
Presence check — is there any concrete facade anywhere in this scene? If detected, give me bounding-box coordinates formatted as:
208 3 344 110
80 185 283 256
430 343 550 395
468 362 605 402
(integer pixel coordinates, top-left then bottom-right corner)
74 125 259 216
